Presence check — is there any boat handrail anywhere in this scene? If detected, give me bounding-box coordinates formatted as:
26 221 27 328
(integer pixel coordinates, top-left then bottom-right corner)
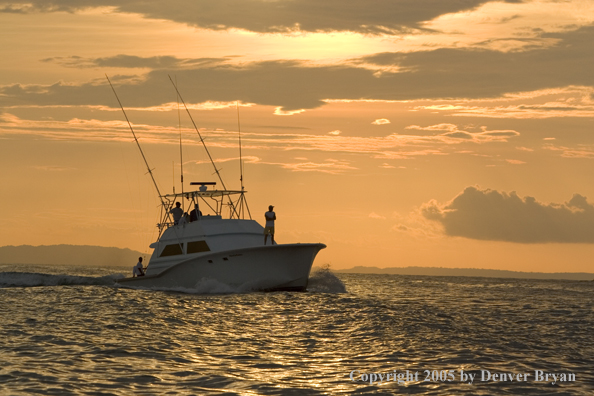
161 189 244 200
158 214 228 231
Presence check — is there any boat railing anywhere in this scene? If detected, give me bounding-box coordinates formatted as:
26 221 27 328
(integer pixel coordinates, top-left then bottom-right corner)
156 187 250 238
158 214 226 231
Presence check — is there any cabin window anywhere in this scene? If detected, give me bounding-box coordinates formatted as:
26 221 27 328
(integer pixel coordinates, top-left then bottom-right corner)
187 240 210 254
160 243 183 257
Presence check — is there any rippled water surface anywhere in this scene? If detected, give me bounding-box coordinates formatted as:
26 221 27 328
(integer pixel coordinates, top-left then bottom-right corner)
1 264 593 395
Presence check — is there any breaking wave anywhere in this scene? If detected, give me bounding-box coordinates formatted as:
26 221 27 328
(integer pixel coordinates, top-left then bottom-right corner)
307 265 347 293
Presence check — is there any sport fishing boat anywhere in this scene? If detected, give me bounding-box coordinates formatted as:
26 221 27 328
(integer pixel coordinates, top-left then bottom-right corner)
109 77 325 291
117 184 325 291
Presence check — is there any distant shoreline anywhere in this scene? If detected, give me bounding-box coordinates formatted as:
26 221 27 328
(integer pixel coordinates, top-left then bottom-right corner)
0 244 144 267
2 245 592 281
330 266 594 281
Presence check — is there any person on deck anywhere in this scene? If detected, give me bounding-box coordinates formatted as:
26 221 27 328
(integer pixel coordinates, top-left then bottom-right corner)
189 204 202 222
170 202 183 225
133 257 145 277
264 205 276 245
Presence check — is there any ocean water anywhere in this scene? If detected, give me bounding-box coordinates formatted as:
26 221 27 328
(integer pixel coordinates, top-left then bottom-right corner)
0 264 592 395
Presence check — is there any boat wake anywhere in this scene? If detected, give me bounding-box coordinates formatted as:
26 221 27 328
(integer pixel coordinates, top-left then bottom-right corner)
0 267 346 294
123 277 243 294
0 271 123 288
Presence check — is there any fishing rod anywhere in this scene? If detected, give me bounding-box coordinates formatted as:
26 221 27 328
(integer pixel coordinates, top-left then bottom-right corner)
105 74 166 207
168 75 227 189
236 101 244 191
176 75 184 197
167 75 240 218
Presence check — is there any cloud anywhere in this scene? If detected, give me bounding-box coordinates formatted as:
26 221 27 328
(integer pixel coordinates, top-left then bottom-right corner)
0 0 518 34
371 118 390 125
11 117 520 162
368 212 386 220
41 55 228 69
413 86 594 119
422 186 594 243
416 0 594 53
203 157 356 174
186 155 261 166
542 143 594 159
357 25 594 100
392 224 408 232
30 165 76 171
1 25 593 112
406 123 457 132
0 113 520 164
272 159 357 174
405 124 520 143
379 163 395 168
505 159 526 165
274 107 307 115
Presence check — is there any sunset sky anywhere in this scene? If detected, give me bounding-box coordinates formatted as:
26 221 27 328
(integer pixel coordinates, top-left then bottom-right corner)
2 0 594 272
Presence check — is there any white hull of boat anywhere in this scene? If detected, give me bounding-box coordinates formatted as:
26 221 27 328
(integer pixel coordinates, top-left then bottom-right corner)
116 243 325 292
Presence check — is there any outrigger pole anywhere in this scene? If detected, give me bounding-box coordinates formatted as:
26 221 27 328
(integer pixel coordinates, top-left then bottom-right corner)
167 75 227 189
105 74 166 207
176 75 184 196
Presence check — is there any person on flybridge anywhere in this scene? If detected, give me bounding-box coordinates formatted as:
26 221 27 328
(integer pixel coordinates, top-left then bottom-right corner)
189 204 202 222
170 202 183 225
133 257 145 277
264 205 276 245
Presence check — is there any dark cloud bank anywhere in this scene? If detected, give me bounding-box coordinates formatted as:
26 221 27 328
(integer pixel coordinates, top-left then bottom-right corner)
1 4 594 111
0 0 520 34
423 187 594 243
3 26 594 111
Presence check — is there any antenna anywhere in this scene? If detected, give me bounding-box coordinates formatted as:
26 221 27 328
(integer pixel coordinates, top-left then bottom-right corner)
237 101 244 191
235 101 251 219
106 75 165 206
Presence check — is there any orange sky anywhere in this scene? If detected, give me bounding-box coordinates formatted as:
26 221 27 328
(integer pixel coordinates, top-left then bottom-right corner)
1 1 594 272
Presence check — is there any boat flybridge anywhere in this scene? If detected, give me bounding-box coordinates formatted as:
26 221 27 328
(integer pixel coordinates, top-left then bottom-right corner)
109 76 326 292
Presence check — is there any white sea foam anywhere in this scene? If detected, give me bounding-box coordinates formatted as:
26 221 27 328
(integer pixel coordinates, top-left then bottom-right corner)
0 267 347 294
0 271 122 288
307 265 347 293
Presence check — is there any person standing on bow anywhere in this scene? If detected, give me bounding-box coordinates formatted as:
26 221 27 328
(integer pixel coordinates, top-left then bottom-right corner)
264 205 276 245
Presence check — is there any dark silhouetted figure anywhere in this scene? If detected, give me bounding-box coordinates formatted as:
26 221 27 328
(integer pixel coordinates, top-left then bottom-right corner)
264 205 276 245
